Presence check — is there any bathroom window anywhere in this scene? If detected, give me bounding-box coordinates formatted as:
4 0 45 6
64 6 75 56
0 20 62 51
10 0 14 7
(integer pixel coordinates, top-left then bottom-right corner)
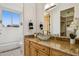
2 10 20 27
12 12 20 27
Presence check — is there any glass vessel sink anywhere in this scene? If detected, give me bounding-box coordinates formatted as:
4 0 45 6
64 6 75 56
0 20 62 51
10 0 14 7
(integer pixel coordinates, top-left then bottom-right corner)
37 33 51 41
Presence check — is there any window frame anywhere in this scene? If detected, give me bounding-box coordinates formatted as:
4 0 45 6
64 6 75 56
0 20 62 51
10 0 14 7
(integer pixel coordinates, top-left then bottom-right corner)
1 8 21 28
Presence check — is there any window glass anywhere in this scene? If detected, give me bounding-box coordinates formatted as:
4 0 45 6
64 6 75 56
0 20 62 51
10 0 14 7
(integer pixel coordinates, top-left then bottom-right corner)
12 13 20 25
2 10 20 27
2 10 12 27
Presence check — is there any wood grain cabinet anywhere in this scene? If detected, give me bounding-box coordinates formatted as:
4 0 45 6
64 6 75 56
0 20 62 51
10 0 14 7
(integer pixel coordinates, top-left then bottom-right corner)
37 50 49 56
50 48 71 56
30 45 38 56
24 39 30 56
30 42 49 56
30 45 49 56
24 39 72 56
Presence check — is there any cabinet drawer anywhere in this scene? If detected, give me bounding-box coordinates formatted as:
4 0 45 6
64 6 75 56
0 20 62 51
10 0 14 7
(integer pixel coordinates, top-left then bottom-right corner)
38 51 49 56
30 42 49 54
50 49 71 56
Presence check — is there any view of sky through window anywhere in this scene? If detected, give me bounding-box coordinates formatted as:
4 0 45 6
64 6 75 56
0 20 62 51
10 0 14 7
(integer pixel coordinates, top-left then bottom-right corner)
2 10 20 27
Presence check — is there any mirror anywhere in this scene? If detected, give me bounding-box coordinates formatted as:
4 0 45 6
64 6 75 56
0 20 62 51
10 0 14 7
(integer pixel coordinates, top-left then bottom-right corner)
60 7 74 36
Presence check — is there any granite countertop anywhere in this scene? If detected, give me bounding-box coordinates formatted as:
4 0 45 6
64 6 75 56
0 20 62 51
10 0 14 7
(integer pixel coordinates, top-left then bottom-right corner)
52 36 79 40
25 37 79 56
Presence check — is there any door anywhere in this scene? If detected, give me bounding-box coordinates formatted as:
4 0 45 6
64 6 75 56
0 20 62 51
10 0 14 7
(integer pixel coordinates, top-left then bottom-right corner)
30 46 48 56
0 24 4 44
30 46 38 56
0 23 6 44
0 9 23 52
2 10 23 43
37 51 48 56
60 17 66 36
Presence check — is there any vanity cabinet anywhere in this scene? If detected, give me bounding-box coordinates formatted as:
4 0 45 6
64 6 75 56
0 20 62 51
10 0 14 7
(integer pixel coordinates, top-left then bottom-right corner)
24 39 73 56
30 45 37 56
24 39 30 56
30 42 49 56
50 48 72 56
37 50 49 56
30 45 49 56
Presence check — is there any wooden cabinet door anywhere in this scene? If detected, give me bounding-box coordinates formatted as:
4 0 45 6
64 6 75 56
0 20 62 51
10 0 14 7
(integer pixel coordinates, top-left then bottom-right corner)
30 46 48 56
37 51 49 56
30 42 49 56
50 49 71 56
24 40 30 56
30 46 38 56
50 49 64 56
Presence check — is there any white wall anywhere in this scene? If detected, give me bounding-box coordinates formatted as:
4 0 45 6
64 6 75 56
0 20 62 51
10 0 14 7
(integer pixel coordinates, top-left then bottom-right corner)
50 3 79 36
24 3 36 35
0 3 23 12
24 3 45 35
0 3 23 44
36 3 45 33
